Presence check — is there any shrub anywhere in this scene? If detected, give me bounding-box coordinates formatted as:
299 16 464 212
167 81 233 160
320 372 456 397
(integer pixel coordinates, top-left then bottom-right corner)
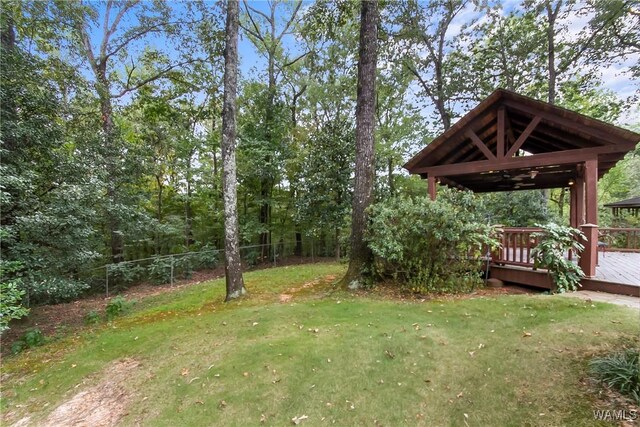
147 257 173 284
190 247 219 270
105 296 135 320
26 277 90 305
590 349 640 404
531 223 585 293
11 328 45 354
366 195 499 293
107 263 146 289
84 309 101 325
0 279 29 333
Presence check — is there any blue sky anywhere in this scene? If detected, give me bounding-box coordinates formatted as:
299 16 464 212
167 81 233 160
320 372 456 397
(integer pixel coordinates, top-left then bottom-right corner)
82 0 638 125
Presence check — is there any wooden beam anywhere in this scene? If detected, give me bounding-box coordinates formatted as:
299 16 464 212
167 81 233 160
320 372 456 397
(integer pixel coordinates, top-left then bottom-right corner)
427 176 437 201
575 174 585 226
410 142 637 176
584 158 598 225
497 107 505 158
503 99 634 145
505 116 542 158
466 130 497 161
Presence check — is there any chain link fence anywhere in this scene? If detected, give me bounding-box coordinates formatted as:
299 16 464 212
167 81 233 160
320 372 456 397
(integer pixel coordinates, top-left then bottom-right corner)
85 236 343 298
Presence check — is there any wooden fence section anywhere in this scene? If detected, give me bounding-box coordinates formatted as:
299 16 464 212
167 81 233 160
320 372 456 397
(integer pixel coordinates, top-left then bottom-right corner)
493 226 640 266
495 227 541 267
599 227 640 252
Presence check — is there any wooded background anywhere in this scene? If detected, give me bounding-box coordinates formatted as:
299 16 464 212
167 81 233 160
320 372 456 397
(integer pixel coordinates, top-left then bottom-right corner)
1 0 638 302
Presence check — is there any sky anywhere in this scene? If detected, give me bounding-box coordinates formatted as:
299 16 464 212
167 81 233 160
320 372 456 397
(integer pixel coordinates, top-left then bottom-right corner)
81 0 638 126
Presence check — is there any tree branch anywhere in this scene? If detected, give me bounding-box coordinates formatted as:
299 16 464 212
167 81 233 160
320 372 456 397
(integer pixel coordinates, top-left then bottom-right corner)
113 58 201 98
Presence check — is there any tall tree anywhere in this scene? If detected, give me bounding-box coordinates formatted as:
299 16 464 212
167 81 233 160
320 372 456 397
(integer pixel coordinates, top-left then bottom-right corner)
342 0 378 287
394 0 480 131
240 0 305 258
221 0 246 301
73 0 193 263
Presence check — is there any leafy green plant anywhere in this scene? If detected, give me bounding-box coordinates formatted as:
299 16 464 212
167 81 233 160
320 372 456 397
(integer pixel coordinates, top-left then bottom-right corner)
366 194 499 293
84 310 101 325
107 263 146 288
147 257 173 284
27 277 90 305
105 296 135 320
11 328 45 354
0 279 29 333
590 348 640 404
531 223 585 293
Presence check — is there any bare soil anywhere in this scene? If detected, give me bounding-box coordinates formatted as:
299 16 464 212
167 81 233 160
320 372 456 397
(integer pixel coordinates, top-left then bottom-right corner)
9 358 140 427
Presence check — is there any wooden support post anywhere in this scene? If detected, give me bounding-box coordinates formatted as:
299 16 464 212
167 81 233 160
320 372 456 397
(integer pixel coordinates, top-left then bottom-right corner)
575 176 585 227
428 176 437 201
497 107 505 158
569 185 577 229
579 223 598 278
584 158 598 225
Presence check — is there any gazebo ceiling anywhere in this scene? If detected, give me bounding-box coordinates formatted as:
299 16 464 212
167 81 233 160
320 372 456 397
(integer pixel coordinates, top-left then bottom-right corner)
404 89 640 193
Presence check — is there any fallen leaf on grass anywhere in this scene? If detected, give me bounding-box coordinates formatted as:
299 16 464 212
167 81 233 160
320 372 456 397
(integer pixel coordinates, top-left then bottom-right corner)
522 332 532 337
260 414 267 423
457 392 464 398
181 368 190 376
219 400 227 409
291 414 308 424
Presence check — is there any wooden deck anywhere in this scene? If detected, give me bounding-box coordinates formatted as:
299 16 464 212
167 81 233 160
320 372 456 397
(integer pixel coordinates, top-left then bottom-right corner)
595 252 640 285
490 249 639 296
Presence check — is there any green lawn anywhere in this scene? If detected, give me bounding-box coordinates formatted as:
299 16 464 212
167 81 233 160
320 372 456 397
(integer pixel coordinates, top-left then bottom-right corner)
1 262 638 426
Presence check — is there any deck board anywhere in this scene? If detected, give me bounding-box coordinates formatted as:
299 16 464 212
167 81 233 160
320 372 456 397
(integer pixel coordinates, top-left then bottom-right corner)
596 252 640 286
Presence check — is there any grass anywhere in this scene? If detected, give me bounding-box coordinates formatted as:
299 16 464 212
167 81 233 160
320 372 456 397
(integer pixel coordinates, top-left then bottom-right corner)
1 261 638 426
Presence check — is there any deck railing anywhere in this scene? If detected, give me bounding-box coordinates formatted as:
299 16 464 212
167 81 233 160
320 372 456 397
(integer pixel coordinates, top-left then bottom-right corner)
495 227 542 267
492 226 640 267
598 227 640 252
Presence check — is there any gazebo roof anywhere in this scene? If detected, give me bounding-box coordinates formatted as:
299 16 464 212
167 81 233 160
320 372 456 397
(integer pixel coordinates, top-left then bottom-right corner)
604 196 640 208
404 89 640 192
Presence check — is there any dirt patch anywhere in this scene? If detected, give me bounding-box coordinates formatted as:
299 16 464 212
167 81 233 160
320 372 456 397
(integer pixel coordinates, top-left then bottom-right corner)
9 358 140 427
278 273 339 303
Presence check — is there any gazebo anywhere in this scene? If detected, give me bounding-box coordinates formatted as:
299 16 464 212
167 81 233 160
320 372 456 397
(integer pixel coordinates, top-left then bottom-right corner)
604 196 640 217
404 89 640 286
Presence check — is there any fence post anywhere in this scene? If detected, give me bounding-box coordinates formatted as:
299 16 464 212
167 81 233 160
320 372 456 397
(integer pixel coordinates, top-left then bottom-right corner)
105 265 109 298
170 255 174 287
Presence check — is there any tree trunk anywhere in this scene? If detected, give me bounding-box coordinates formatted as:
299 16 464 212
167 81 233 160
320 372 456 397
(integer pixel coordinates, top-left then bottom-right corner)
97 77 124 264
388 157 394 196
155 174 164 255
184 153 194 250
341 0 378 288
545 1 558 105
221 0 246 301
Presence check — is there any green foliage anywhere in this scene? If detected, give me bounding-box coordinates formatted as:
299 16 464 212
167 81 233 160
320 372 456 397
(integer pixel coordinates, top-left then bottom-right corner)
147 257 173 285
531 223 585 293
108 263 146 288
366 193 499 293
27 277 90 305
590 348 640 404
478 190 551 226
105 296 135 321
84 310 101 325
11 328 45 354
0 279 29 333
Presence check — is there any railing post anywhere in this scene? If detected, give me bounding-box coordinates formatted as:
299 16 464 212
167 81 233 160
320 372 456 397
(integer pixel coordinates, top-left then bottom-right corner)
579 223 598 278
